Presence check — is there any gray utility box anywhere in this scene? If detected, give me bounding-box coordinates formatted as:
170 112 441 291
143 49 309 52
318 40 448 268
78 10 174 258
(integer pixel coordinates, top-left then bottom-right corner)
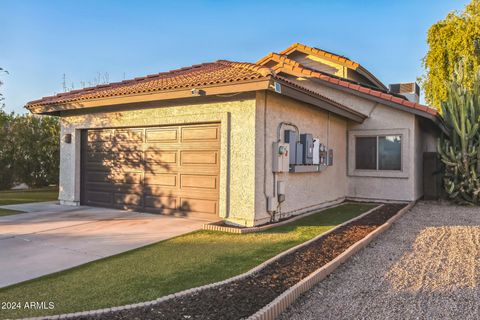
328 149 334 166
300 133 314 165
284 130 303 165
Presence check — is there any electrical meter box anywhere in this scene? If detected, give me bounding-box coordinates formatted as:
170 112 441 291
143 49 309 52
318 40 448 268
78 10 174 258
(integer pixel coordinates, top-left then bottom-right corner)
300 133 314 165
312 138 320 164
272 142 290 172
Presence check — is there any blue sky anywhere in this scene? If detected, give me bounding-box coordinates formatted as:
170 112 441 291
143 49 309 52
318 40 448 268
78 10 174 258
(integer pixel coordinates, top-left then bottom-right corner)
0 0 470 113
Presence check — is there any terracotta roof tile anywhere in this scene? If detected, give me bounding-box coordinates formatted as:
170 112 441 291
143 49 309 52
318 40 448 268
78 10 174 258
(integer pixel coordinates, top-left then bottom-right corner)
27 61 273 107
28 48 438 119
380 93 393 101
257 52 438 117
280 43 359 69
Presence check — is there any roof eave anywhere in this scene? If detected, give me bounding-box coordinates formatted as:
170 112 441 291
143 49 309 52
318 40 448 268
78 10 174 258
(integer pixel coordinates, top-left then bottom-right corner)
26 79 272 115
355 66 388 91
271 78 367 123
280 44 387 91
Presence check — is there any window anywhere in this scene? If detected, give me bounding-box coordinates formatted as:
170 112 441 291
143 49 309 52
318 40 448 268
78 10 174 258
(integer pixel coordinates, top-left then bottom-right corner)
355 135 401 171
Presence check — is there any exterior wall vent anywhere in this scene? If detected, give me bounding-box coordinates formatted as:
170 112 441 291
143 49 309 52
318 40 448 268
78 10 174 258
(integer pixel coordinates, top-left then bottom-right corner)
389 82 420 103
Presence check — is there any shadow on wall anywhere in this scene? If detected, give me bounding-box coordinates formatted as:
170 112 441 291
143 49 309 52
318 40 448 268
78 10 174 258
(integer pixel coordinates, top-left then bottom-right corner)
82 125 191 218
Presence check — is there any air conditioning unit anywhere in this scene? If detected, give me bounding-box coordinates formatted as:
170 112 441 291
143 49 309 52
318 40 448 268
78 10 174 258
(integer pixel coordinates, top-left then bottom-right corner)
389 82 420 103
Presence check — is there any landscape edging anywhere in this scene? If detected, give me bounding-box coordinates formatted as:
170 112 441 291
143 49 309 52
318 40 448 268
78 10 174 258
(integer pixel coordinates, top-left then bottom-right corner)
203 198 346 233
247 201 416 320
22 203 385 320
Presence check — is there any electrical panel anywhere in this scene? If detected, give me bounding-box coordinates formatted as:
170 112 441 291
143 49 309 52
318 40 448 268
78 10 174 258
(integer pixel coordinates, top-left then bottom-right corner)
284 130 298 165
300 134 314 165
272 142 290 173
295 143 303 165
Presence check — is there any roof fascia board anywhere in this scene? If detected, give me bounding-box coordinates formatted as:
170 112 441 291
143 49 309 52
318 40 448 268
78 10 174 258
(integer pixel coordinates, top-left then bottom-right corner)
282 45 387 91
355 66 388 91
271 79 366 123
28 80 271 114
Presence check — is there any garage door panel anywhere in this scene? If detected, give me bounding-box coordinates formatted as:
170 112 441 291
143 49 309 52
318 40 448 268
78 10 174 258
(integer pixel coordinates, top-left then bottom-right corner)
114 129 143 142
144 195 178 210
109 172 143 184
180 150 219 166
86 141 114 152
82 123 220 217
85 182 143 194
146 128 178 142
115 152 144 164
180 198 217 215
110 145 143 155
85 191 112 205
181 174 218 190
144 173 177 186
181 126 219 141
114 193 143 206
145 150 177 164
85 151 111 163
85 171 110 183
88 130 112 142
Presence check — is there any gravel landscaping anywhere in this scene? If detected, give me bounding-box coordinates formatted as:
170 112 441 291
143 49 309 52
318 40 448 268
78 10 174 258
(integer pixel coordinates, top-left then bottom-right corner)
280 201 480 320
68 203 405 320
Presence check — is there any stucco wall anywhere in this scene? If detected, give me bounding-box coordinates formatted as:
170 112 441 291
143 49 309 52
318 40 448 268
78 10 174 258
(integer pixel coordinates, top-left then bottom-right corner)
58 98 257 225
254 91 347 225
288 79 421 202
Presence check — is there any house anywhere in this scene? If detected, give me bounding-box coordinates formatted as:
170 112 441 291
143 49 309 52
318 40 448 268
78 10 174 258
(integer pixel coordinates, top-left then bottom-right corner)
26 43 442 227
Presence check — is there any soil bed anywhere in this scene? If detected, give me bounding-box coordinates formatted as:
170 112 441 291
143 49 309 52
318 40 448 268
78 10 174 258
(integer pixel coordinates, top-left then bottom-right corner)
76 203 406 320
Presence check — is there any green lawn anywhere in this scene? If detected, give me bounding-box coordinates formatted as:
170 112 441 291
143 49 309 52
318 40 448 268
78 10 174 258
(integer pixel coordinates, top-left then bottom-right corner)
0 208 23 217
0 203 376 319
0 187 58 205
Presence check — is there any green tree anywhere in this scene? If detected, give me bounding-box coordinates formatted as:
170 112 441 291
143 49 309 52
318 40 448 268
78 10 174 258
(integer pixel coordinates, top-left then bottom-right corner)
421 0 480 109
0 109 15 189
11 115 60 187
437 74 480 204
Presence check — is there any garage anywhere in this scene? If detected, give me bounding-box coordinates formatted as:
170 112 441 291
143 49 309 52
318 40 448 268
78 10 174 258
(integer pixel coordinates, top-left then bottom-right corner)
81 123 220 219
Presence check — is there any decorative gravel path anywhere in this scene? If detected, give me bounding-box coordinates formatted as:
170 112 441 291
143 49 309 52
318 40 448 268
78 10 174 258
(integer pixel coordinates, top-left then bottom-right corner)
279 201 480 320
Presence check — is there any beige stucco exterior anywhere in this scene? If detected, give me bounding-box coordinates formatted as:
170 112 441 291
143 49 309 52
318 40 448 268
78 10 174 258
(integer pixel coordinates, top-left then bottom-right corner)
57 85 440 227
58 97 258 225
288 80 436 202
253 91 348 225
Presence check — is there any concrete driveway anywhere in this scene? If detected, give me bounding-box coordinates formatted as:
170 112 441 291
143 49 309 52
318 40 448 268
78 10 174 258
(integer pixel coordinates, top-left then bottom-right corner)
0 202 212 288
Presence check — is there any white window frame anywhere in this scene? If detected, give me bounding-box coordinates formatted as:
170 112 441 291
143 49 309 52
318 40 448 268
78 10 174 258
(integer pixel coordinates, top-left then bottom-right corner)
348 129 409 179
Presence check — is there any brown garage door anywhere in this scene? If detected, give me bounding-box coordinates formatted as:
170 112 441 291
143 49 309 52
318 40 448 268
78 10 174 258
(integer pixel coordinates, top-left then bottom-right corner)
81 123 220 218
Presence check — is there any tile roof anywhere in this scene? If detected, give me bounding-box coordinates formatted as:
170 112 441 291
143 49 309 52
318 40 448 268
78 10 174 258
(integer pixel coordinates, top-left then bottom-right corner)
26 46 437 119
26 61 273 107
259 53 438 116
281 42 359 69
279 43 388 91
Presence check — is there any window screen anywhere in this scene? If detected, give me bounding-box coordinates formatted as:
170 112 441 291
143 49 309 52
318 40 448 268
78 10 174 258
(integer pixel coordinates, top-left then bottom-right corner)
355 137 377 170
378 135 401 170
